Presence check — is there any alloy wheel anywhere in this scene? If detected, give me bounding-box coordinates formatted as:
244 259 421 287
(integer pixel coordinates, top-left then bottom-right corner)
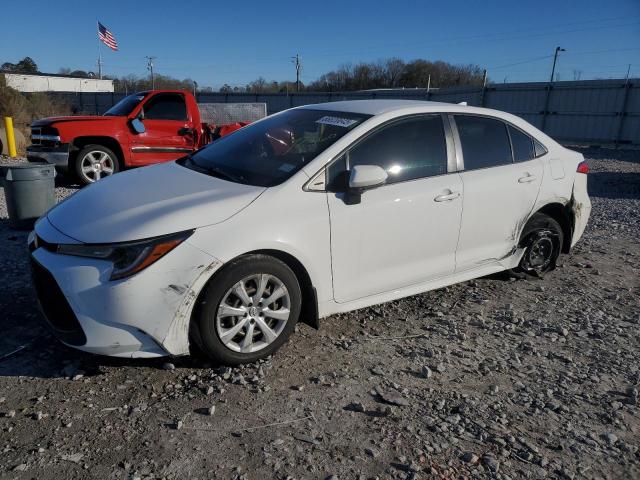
215 274 291 353
80 150 115 183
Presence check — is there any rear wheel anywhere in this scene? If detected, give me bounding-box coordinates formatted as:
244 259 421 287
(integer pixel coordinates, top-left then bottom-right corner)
194 255 301 365
75 144 119 185
513 213 563 277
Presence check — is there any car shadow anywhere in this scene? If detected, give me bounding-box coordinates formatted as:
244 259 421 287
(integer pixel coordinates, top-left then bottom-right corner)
588 171 640 200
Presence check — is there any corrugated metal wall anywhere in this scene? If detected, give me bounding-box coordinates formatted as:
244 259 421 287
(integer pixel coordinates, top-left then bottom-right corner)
44 79 639 145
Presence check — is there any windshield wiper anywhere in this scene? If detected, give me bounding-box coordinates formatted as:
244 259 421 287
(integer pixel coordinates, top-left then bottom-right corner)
184 156 237 182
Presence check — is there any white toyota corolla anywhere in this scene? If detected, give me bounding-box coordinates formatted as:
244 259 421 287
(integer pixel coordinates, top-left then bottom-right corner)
29 100 591 365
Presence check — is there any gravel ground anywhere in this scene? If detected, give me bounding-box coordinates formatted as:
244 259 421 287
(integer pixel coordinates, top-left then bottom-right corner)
0 148 638 480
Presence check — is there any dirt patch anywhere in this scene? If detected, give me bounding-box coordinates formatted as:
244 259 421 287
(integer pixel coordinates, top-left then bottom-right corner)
0 148 638 479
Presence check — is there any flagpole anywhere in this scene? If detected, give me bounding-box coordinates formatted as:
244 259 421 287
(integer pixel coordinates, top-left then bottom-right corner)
96 20 103 79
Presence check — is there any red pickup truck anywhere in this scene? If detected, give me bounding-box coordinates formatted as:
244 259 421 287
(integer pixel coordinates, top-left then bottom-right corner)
27 90 264 185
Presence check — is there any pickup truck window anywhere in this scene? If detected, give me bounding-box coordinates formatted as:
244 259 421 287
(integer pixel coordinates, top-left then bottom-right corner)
103 93 147 116
142 93 187 121
180 109 370 187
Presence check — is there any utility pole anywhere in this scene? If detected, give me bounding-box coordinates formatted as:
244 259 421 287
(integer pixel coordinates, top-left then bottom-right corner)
145 56 156 89
426 74 431 93
292 54 301 92
549 46 565 83
625 64 631 82
480 69 488 106
542 47 565 132
193 80 198 98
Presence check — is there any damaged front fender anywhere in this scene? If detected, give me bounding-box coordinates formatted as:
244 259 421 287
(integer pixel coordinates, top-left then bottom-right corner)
160 259 223 356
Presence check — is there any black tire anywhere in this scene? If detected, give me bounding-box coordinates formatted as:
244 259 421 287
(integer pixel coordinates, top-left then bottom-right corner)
513 213 563 277
194 254 302 366
74 144 120 186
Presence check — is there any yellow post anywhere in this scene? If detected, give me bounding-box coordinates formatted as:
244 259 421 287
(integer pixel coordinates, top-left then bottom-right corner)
3 116 17 158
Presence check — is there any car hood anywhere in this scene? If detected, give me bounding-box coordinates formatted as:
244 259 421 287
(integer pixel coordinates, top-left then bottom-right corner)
47 162 265 243
31 115 121 127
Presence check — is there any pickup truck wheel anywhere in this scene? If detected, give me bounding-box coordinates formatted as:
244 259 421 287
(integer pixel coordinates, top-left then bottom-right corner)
194 255 301 366
75 144 119 185
513 213 563 277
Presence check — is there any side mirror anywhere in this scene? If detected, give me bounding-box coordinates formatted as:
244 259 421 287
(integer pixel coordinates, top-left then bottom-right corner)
130 117 145 134
345 164 387 205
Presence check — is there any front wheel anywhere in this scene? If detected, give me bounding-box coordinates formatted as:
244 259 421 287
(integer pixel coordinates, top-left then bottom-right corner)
513 213 563 277
194 255 302 365
75 144 120 185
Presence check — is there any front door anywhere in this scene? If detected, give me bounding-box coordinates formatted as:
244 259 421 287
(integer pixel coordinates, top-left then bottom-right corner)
326 114 463 303
452 115 544 270
129 92 196 166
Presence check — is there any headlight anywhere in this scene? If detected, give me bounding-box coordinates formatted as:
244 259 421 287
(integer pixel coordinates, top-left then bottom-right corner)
57 230 194 281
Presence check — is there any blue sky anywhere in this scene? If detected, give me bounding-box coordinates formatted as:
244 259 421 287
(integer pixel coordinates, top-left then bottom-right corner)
1 0 639 89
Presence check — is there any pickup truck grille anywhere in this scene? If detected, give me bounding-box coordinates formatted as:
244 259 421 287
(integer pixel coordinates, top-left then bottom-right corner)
30 127 61 146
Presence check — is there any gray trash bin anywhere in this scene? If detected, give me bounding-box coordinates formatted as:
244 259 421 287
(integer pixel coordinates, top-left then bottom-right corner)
1 163 56 230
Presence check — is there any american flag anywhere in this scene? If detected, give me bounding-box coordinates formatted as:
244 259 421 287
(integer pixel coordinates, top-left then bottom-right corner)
97 22 118 51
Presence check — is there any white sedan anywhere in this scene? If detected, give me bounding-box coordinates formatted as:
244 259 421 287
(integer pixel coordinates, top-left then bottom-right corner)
29 100 591 365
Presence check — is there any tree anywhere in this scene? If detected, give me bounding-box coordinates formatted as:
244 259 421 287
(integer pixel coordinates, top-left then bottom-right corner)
303 57 484 91
2 56 39 74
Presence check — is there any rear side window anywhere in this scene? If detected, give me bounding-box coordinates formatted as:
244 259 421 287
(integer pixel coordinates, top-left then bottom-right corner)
347 115 448 184
508 125 535 162
455 115 512 170
534 139 548 157
143 93 187 121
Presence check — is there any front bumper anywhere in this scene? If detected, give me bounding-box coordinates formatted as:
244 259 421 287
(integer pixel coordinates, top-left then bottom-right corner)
29 218 221 358
27 143 70 170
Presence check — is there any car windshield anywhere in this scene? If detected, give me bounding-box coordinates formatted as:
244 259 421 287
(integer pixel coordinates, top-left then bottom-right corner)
179 109 370 187
103 93 147 116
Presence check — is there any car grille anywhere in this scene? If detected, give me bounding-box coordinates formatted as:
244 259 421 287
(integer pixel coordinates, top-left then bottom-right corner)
30 257 87 346
30 127 42 145
30 126 60 147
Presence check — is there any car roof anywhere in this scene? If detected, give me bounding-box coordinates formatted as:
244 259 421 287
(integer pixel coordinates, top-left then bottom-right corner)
300 99 455 115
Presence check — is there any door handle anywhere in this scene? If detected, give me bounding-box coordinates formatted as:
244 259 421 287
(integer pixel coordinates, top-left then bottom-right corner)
518 174 536 183
434 191 461 202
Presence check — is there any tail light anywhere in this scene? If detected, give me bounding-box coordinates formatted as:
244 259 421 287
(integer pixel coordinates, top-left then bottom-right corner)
576 161 589 174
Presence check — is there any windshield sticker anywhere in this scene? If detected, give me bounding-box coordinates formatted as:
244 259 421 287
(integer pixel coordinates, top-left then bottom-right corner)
278 163 296 172
316 116 359 128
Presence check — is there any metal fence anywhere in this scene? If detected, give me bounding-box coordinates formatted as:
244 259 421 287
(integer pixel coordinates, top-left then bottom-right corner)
43 78 639 145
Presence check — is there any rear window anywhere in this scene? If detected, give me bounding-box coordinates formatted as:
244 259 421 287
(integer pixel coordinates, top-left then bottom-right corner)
455 115 512 170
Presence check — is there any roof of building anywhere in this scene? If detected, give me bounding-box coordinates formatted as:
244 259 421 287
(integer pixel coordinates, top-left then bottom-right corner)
0 70 112 81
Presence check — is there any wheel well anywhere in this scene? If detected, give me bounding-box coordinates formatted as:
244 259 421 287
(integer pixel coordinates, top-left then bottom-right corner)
71 136 124 168
194 250 319 331
247 249 319 329
534 203 573 253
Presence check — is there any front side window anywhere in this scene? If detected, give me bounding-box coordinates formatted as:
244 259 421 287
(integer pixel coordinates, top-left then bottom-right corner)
346 115 448 184
455 115 512 170
143 93 187 121
181 109 370 187
508 125 535 162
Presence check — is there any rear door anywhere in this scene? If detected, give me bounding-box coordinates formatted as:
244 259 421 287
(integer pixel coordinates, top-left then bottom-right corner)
129 92 196 165
453 115 544 270
326 114 463 303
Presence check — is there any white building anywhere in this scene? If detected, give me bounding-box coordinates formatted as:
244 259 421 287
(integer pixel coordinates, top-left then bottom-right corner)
2 72 114 93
